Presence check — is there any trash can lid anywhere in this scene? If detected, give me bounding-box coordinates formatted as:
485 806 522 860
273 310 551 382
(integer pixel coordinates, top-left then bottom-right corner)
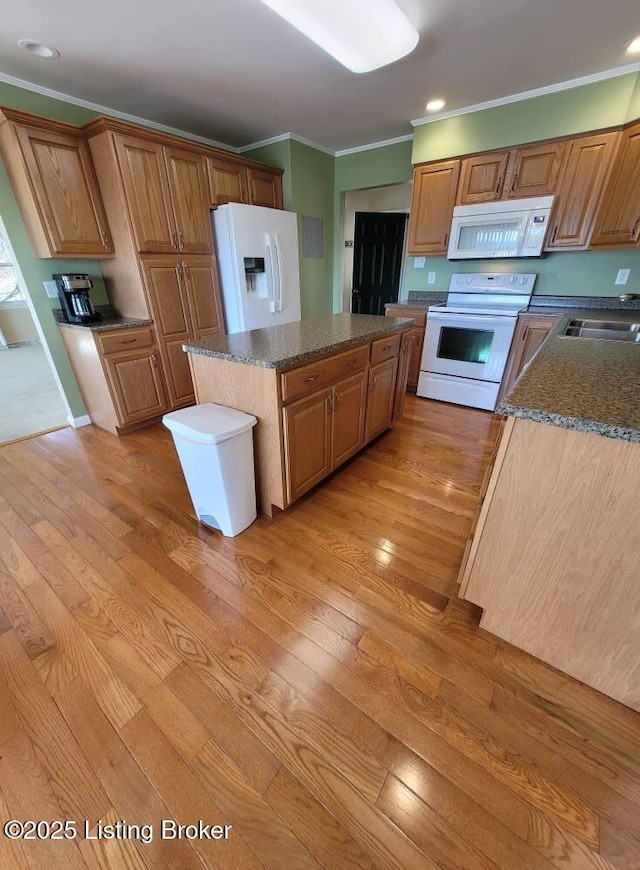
163 403 257 444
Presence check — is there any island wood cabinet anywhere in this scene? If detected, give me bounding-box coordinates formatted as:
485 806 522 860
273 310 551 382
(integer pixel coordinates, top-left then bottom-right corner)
497 313 560 403
392 329 419 420
208 155 284 209
590 120 640 247
407 160 460 255
60 326 167 434
459 417 640 713
187 327 411 516
139 255 224 408
113 134 213 254
385 307 426 390
457 140 566 204
0 109 113 258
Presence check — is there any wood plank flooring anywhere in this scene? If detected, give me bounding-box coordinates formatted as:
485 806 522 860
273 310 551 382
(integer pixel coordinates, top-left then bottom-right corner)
1 395 639 869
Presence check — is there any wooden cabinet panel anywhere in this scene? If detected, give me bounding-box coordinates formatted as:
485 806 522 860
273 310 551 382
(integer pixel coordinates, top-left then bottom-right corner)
591 121 640 247
114 134 176 253
103 348 166 425
506 141 566 199
407 327 424 388
546 132 618 249
208 157 249 206
498 314 559 402
408 160 460 255
457 151 510 204
140 257 193 407
10 123 112 257
284 388 332 502
332 372 366 467
248 167 283 209
164 147 213 253
182 257 224 338
365 356 398 441
392 330 418 421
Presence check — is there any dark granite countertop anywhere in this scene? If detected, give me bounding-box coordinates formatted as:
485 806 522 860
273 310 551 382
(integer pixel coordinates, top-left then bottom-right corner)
497 310 640 443
54 305 152 332
183 314 414 369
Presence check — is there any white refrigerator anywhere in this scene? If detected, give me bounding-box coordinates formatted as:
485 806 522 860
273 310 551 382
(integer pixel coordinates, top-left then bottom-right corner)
212 203 302 333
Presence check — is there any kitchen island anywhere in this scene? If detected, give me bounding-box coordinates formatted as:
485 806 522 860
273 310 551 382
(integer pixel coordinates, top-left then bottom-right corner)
184 314 415 517
459 311 640 712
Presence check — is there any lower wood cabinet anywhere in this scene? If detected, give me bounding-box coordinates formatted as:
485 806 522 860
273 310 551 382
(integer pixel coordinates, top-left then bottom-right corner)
392 330 418 420
140 254 224 409
498 313 560 402
283 371 367 503
385 307 426 390
365 356 398 441
60 325 167 434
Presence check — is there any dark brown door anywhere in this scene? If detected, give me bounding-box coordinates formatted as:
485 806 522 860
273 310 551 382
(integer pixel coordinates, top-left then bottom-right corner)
351 212 407 315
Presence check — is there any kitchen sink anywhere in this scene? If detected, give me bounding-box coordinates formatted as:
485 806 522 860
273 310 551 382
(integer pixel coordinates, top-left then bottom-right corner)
561 318 640 342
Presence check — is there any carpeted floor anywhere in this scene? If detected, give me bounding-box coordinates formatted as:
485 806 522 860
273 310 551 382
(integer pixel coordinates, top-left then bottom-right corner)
0 343 68 444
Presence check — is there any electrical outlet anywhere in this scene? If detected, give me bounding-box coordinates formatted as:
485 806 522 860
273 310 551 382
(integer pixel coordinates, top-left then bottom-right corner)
615 268 631 285
427 271 436 285
413 257 426 269
43 280 58 299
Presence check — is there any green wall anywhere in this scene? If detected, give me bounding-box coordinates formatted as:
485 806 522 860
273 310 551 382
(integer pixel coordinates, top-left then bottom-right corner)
245 138 335 318
412 72 640 164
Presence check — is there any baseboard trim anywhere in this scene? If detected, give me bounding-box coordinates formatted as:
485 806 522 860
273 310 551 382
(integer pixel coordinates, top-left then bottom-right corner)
68 414 91 428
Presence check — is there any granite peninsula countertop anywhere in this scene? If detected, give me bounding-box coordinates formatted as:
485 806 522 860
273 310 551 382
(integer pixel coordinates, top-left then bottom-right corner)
497 309 640 443
183 314 414 369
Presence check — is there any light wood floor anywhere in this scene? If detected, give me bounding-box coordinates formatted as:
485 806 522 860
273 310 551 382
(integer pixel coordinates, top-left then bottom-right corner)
0 343 68 445
0 395 639 869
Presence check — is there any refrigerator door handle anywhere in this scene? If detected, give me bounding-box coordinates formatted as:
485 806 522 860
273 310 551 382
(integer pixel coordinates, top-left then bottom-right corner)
273 233 284 312
265 233 278 313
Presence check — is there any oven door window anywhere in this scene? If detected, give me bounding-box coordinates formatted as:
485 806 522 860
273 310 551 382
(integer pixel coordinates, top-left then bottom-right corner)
437 326 494 365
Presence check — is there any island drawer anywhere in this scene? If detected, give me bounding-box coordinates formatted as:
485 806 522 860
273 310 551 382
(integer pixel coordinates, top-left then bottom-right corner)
281 344 369 403
97 328 155 355
370 333 401 365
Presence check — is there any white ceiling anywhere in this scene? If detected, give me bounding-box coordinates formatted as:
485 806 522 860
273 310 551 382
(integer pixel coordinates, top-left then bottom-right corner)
1 0 640 152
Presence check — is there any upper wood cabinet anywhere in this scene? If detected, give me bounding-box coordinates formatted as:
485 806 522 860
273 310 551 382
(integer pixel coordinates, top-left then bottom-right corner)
247 167 284 209
457 151 510 204
208 156 249 206
0 111 113 258
457 141 565 204
408 160 460 255
114 135 212 254
591 120 640 247
546 132 619 250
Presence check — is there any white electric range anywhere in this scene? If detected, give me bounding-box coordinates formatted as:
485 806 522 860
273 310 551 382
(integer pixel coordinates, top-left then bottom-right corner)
417 273 537 411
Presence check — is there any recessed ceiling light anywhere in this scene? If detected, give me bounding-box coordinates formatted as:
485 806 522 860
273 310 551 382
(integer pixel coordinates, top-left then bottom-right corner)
258 0 419 73
17 39 60 59
426 98 446 112
628 35 640 54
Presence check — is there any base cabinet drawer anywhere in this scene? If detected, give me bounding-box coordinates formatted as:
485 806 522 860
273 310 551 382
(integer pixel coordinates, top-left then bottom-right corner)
96 327 154 354
281 344 368 403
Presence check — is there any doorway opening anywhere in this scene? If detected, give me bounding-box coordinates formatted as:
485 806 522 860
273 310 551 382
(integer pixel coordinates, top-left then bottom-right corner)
0 224 68 445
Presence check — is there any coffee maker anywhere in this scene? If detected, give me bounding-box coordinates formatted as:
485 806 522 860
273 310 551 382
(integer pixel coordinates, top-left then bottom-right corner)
54 274 102 324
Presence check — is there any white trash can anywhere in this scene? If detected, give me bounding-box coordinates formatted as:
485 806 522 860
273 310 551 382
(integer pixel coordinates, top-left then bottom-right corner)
163 403 258 537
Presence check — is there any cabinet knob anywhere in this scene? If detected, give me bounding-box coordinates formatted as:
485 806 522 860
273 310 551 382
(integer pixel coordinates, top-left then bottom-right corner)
178 229 185 250
171 230 179 250
304 373 320 383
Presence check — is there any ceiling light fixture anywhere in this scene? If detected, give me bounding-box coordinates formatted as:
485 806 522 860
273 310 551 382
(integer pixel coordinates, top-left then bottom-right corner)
627 35 640 54
17 39 60 59
426 98 445 112
258 0 419 73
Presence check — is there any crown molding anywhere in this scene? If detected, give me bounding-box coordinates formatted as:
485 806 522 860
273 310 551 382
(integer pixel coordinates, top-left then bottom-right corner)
335 133 413 157
411 62 640 127
238 131 335 156
0 70 239 151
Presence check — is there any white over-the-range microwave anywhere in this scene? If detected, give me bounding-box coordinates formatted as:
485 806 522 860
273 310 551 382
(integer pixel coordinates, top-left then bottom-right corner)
447 195 554 259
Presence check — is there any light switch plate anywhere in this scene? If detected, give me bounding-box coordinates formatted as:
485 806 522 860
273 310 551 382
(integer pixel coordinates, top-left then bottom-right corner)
615 268 630 285
43 280 58 299
413 257 426 269
428 272 436 285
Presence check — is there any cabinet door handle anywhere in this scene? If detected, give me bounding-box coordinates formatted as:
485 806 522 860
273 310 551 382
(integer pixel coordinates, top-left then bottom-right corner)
119 338 137 345
632 217 640 240
333 390 340 408
178 229 185 250
371 373 377 389
443 233 448 247
100 228 111 250
171 230 179 250
151 353 157 366
510 174 518 193
326 395 332 415
495 175 502 194
346 358 357 367
383 344 393 352
304 373 320 383
550 225 558 244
